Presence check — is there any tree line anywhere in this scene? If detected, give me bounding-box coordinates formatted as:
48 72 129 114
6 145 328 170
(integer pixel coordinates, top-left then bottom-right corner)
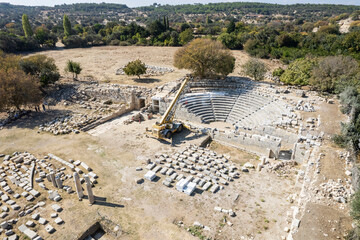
0 3 360 63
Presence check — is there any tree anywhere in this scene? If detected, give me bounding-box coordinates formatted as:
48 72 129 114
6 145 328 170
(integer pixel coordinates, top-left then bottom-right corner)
241 58 267 81
34 26 57 47
226 20 236 33
65 60 82 79
20 55 60 87
0 68 41 111
123 59 147 79
343 31 360 53
280 57 317 86
218 32 243 49
22 14 33 38
348 190 360 239
310 55 359 93
147 20 165 37
179 28 193 45
174 38 235 79
0 52 21 72
63 14 72 37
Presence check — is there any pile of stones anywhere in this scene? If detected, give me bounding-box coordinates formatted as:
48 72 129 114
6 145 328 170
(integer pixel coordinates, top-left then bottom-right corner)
39 114 101 135
315 179 353 204
295 100 315 112
274 112 300 129
116 65 174 76
0 151 99 239
141 145 240 195
265 160 297 177
264 71 280 83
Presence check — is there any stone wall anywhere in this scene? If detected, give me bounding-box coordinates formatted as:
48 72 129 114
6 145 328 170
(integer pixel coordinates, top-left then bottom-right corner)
212 130 282 158
291 142 312 164
79 83 152 110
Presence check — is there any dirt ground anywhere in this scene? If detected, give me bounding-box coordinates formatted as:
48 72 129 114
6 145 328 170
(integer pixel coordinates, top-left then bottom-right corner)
293 99 353 240
26 46 284 87
0 46 351 239
0 110 297 240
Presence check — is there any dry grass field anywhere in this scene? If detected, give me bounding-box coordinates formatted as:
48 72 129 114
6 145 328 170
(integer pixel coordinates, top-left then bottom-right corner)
27 46 284 87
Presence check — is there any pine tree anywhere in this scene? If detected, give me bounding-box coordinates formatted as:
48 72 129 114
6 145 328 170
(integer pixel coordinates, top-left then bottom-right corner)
22 14 33 38
63 14 72 37
166 16 169 30
163 16 167 30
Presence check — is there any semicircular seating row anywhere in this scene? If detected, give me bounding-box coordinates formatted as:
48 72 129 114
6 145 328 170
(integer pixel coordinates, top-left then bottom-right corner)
178 90 289 128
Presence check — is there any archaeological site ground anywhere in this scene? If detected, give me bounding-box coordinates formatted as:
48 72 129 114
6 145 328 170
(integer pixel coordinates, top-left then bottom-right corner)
0 46 354 240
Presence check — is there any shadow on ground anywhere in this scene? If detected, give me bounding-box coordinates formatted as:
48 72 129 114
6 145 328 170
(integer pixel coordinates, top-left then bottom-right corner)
2 109 74 130
83 195 124 208
133 78 161 83
157 129 207 146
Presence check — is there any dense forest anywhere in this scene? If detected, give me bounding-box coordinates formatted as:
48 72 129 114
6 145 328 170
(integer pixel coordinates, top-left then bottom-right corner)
0 2 360 63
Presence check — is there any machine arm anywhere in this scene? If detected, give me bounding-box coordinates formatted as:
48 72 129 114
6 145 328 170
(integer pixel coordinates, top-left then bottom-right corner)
159 76 189 125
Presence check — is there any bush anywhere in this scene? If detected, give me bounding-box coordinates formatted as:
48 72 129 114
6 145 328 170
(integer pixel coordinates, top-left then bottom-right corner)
109 39 120 46
280 57 317 86
62 35 87 48
273 67 285 77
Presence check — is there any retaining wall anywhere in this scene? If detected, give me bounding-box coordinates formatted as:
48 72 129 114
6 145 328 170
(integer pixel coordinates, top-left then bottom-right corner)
212 130 281 158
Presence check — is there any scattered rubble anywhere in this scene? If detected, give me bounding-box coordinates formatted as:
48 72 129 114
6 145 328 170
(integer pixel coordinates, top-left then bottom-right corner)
116 65 174 76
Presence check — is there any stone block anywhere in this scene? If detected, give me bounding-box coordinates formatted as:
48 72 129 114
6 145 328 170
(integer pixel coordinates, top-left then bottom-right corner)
38 217 47 225
51 204 62 212
45 224 55 233
202 182 212 191
80 162 92 171
10 204 20 210
5 229 14 236
26 221 35 227
162 180 171 187
0 221 9 229
31 213 39 220
23 228 38 239
54 217 63 225
8 234 19 240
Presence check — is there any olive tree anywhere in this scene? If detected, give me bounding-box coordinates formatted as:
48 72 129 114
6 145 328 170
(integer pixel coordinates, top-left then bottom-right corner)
0 69 41 111
65 60 82 79
241 58 267 81
174 38 235 79
310 55 359 93
20 55 60 87
123 59 147 79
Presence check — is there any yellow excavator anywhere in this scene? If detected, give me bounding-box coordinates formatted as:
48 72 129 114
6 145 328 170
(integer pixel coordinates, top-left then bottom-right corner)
147 76 190 140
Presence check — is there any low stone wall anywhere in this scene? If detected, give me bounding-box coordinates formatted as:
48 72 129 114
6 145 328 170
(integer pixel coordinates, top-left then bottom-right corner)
81 105 134 131
212 130 281 158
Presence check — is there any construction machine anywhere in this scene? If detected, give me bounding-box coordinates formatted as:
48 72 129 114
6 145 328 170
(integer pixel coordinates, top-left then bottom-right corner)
146 76 190 140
